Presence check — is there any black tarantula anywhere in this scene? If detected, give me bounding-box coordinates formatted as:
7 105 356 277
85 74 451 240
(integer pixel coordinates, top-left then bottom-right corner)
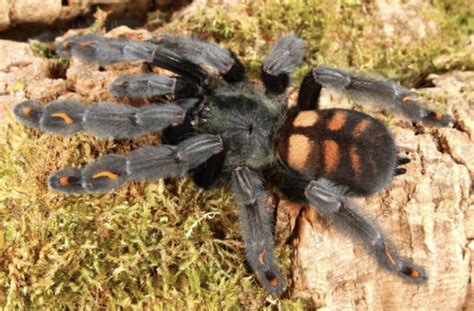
14 33 453 296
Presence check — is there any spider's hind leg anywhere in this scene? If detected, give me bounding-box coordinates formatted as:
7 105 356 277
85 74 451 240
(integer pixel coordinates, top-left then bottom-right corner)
300 66 453 126
231 166 287 296
304 178 428 283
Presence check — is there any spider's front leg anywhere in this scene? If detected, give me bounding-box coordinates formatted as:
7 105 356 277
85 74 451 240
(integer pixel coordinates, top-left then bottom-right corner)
231 166 286 296
305 178 428 283
48 134 223 193
261 35 305 95
57 34 245 85
14 97 198 139
297 66 453 126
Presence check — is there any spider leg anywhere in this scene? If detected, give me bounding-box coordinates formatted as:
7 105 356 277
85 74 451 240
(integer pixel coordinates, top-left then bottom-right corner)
14 98 198 138
298 66 453 126
57 34 210 87
231 166 286 296
305 178 428 283
109 73 202 99
57 34 242 88
261 35 305 94
157 35 245 83
48 134 223 193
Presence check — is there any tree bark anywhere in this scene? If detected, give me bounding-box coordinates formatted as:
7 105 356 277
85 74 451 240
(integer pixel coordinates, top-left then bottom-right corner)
277 71 473 310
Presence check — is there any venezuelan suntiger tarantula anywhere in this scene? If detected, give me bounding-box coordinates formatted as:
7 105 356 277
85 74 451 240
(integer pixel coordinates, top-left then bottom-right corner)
14 33 452 295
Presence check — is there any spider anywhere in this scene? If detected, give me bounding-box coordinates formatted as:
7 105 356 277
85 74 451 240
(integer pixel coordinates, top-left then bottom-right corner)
13 33 453 296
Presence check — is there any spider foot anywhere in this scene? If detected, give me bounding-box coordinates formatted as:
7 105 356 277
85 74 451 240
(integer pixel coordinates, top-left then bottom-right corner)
49 155 128 193
377 241 428 284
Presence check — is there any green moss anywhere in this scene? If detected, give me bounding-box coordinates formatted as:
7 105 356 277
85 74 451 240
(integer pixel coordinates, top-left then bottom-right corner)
160 0 473 85
7 80 25 95
1 0 472 309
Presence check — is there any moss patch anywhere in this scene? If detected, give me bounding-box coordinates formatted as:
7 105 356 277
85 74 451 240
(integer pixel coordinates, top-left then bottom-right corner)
160 0 473 85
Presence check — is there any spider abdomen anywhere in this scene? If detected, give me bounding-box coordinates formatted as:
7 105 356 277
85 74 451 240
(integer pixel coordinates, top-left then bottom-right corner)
276 109 397 195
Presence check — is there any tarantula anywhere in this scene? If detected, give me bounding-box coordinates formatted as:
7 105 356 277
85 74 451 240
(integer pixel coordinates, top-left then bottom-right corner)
14 33 452 296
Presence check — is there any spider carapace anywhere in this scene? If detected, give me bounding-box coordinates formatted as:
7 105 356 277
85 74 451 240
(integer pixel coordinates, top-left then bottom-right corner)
14 33 453 296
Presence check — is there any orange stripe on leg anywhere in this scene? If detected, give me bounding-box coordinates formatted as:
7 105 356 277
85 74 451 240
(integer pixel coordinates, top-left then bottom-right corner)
384 243 396 266
409 268 421 279
270 278 278 287
59 176 70 186
22 107 32 116
51 113 74 124
79 41 98 47
258 249 266 265
92 171 119 180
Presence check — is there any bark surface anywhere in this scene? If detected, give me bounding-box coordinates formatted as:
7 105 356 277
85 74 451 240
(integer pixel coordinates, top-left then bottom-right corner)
277 71 473 310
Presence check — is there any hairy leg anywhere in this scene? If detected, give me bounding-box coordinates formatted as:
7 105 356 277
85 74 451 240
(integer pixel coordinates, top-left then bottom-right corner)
157 35 245 83
298 66 452 126
49 134 223 193
261 35 305 94
305 178 428 283
108 73 202 99
57 34 244 86
231 166 286 296
14 98 199 139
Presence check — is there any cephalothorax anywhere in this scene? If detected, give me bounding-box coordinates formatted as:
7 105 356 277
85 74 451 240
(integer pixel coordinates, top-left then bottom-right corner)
14 33 452 295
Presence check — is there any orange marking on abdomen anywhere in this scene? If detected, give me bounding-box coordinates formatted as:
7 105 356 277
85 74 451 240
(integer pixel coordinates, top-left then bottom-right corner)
92 171 119 180
22 107 32 116
287 134 312 171
293 111 319 127
323 140 340 174
352 119 371 138
434 112 443 121
327 111 347 131
59 176 70 186
349 145 361 177
51 113 74 124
